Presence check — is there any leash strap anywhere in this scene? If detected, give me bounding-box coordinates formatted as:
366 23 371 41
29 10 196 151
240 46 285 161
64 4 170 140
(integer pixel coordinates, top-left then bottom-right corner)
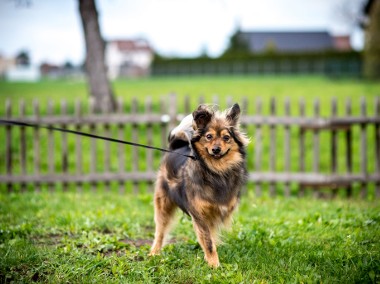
0 119 197 161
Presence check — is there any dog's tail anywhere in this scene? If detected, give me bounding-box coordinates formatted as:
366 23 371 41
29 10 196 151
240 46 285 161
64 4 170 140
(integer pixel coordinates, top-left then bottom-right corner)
168 114 194 150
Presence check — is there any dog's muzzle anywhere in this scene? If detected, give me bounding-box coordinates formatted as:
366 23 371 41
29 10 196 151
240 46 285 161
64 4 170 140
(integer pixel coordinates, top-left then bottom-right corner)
209 148 229 159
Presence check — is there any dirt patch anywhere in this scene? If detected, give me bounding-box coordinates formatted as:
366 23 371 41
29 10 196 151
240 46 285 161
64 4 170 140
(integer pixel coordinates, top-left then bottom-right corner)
32 233 62 246
101 238 153 258
102 238 178 259
119 238 152 247
119 237 177 247
31 271 41 282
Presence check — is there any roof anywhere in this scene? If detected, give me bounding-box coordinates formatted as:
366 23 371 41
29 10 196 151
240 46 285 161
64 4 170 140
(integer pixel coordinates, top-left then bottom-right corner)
239 31 334 53
109 39 152 52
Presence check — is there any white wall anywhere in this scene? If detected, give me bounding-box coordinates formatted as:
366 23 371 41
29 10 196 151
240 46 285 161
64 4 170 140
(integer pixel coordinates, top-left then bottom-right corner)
6 66 40 82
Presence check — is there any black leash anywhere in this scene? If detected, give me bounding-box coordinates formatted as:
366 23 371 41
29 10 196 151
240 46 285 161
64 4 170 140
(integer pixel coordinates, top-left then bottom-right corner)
0 119 197 161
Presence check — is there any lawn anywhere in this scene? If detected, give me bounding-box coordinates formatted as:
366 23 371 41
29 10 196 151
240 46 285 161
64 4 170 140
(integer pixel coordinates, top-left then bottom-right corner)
0 76 379 282
1 76 380 116
0 191 379 283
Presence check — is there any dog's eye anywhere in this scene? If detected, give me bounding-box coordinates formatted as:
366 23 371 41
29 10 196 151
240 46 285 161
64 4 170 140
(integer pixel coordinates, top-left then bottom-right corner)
205 134 213 140
223 135 230 142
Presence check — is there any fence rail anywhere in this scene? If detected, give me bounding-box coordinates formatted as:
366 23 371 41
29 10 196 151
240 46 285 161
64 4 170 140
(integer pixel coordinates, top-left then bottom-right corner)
1 95 379 198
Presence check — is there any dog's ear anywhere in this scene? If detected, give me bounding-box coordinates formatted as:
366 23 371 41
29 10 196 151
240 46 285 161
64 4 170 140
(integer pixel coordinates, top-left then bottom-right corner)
226 103 241 126
192 105 212 130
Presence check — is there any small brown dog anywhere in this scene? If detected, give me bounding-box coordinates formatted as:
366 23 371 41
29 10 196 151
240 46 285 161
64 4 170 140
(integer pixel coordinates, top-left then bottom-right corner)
149 104 249 268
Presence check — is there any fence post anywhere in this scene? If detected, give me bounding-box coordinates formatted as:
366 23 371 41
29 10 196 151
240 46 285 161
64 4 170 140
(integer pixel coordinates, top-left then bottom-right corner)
254 97 262 197
375 97 380 198
198 95 205 106
184 96 190 114
345 98 353 197
75 100 83 193
19 100 27 192
313 99 321 198
102 98 111 172
160 96 168 150
61 100 69 191
102 98 111 192
168 93 177 131
284 98 291 197
131 98 139 194
213 95 219 107
47 100 55 191
146 97 153 174
33 100 40 192
89 97 97 191
117 98 125 193
241 97 249 195
331 98 338 197
360 97 368 198
5 99 12 192
269 97 276 197
298 98 306 197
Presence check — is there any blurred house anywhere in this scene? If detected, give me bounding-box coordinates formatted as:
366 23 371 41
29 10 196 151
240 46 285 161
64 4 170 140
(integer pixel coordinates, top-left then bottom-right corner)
332 35 351 51
6 65 40 82
0 54 16 78
40 63 61 78
3 51 40 82
105 39 154 79
39 62 84 80
238 31 351 53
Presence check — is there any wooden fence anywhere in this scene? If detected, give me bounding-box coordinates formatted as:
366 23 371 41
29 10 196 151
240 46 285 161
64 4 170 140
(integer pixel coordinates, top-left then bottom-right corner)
1 95 379 198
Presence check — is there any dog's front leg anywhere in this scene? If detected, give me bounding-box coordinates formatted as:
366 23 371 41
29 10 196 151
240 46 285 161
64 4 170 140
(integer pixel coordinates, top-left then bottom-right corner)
192 219 220 268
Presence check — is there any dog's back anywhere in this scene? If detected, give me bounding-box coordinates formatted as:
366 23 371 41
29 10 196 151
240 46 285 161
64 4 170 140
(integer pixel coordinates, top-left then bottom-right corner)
164 113 193 181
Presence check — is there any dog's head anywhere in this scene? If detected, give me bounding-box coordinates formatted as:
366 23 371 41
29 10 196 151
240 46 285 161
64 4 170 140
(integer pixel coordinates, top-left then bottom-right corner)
191 104 249 171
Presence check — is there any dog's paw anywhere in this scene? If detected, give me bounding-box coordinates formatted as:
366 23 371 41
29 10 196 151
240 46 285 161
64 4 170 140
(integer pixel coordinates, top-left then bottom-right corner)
207 259 220 269
148 248 161 256
205 255 220 268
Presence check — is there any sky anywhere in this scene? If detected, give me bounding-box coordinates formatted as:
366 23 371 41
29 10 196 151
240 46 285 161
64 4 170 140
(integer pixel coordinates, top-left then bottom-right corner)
0 0 365 65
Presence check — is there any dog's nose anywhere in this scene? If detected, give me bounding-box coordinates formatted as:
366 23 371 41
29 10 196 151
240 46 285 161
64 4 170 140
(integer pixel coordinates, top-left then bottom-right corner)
212 147 221 154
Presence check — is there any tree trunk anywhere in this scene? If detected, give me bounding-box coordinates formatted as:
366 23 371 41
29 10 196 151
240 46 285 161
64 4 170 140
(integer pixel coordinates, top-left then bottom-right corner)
79 0 116 111
364 0 380 79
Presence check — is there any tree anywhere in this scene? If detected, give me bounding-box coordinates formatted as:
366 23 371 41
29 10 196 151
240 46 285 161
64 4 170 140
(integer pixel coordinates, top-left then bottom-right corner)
78 0 116 111
335 0 380 79
12 0 117 110
63 61 74 70
222 27 251 57
16 50 30 66
363 0 380 79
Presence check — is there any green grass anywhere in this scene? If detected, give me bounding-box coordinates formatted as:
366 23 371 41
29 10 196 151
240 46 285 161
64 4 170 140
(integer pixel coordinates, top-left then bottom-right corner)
1 76 380 115
0 191 379 283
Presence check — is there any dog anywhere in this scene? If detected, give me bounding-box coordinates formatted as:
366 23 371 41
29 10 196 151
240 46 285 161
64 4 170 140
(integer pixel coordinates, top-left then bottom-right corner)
149 103 249 268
